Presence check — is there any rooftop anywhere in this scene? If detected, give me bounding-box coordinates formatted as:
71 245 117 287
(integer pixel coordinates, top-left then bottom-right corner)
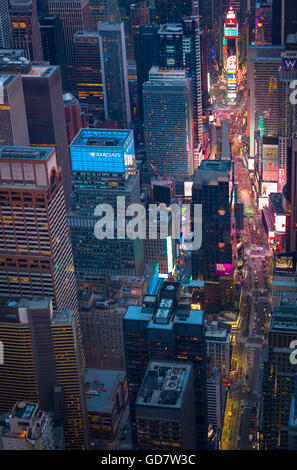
85 368 126 413
71 128 131 148
136 361 192 408
0 146 53 161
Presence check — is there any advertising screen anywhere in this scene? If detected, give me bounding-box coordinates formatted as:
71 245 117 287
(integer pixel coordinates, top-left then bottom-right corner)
261 182 278 197
275 255 293 272
258 197 268 210
225 26 238 38
215 263 233 277
184 181 193 197
275 214 286 233
248 159 255 170
227 55 237 72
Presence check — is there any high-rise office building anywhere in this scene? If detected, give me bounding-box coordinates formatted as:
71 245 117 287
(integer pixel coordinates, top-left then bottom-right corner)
48 0 91 91
135 361 196 450
0 146 77 311
205 321 231 382
191 159 232 281
0 297 88 449
247 45 284 160
73 30 104 125
143 67 194 178
0 53 73 208
134 25 159 119
0 73 29 146
124 281 208 450
9 0 44 61
68 128 144 278
272 0 297 45
88 0 120 30
278 47 297 190
158 18 203 147
154 0 193 23
0 0 11 48
39 14 66 84
262 291 297 449
98 22 131 128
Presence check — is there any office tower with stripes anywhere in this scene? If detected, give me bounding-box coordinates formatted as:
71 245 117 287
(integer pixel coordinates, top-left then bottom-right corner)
0 146 77 312
9 0 44 61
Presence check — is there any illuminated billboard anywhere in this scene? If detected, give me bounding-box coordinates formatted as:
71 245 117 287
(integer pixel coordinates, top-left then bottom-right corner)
184 181 193 197
261 182 278 197
215 263 233 277
258 197 268 210
275 214 286 233
225 26 238 38
226 9 236 25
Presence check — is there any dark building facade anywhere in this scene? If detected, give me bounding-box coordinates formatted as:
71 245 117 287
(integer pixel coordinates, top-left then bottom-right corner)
124 281 208 450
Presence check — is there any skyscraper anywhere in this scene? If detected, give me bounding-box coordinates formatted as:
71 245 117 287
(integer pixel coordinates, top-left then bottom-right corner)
143 67 194 178
0 73 29 146
191 159 232 281
134 25 159 119
0 146 77 311
0 0 11 48
247 45 284 160
98 22 131 128
0 297 88 449
88 0 120 30
39 14 66 84
124 282 208 450
135 361 196 450
158 18 203 148
68 128 144 278
278 47 297 190
73 30 104 125
48 0 91 91
10 0 44 61
154 0 193 23
262 291 297 449
0 53 73 208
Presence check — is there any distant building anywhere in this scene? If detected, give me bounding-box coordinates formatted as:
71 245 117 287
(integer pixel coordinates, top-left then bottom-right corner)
143 67 194 178
73 31 104 125
0 297 88 450
124 281 208 449
88 0 120 30
10 0 43 61
135 361 196 450
98 22 131 128
69 128 144 277
63 92 85 144
205 321 231 382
